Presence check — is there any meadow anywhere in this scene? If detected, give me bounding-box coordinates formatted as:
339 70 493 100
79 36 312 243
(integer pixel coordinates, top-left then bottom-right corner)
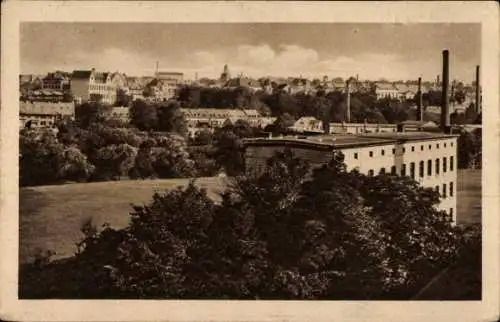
19 170 481 264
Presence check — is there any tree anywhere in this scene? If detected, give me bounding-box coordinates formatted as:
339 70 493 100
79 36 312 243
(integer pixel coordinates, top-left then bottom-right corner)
157 100 188 136
21 149 465 299
75 101 113 129
273 112 295 134
55 146 95 182
457 129 482 169
129 99 158 131
376 98 410 124
20 130 94 186
115 88 131 107
150 134 196 178
213 129 245 176
90 144 138 181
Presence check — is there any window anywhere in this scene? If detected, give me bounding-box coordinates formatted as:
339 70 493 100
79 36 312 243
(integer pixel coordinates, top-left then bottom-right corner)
443 157 447 173
444 143 447 148
402 148 406 153
391 166 397 175
450 208 454 217
427 160 432 176
354 152 358 159
410 162 415 179
392 148 396 155
419 161 424 178
451 142 454 147
381 149 385 156
429 144 432 150
450 182 454 197
443 184 447 198
368 169 374 177
437 143 440 149
421 145 424 151
380 167 386 175
369 151 373 157
450 156 454 171
435 186 440 195
435 159 440 175
401 164 407 177
411 146 415 152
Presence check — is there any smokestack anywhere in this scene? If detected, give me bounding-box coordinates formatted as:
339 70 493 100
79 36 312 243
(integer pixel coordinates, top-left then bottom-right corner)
441 50 451 133
346 79 351 123
475 65 481 113
417 77 423 122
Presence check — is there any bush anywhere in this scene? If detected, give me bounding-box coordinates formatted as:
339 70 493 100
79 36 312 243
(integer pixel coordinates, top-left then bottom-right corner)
20 150 469 300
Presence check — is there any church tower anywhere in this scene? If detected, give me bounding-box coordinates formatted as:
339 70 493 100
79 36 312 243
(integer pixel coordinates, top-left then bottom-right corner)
220 64 231 82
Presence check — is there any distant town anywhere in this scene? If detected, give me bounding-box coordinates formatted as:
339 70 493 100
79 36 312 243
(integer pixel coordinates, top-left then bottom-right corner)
20 61 482 136
18 23 483 301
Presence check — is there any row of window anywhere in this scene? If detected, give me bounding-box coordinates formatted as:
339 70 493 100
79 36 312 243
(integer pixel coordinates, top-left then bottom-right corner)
89 84 113 91
434 182 455 199
355 142 454 159
366 156 455 179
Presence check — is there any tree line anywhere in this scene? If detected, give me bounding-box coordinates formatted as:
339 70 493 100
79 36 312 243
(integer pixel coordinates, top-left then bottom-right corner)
19 100 263 187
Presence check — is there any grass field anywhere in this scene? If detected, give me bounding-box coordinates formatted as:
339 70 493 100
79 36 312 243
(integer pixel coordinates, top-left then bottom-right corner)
19 177 226 264
19 170 481 264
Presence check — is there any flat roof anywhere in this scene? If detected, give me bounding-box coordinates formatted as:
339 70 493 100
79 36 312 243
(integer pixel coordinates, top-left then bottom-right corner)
243 132 458 150
360 132 459 141
243 135 396 150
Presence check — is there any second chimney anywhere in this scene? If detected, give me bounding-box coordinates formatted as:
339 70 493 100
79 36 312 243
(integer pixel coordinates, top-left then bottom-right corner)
346 79 351 123
417 77 423 122
475 65 481 114
441 50 451 133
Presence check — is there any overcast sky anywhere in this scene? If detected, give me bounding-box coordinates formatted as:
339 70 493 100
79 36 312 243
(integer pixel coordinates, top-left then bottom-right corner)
21 23 480 82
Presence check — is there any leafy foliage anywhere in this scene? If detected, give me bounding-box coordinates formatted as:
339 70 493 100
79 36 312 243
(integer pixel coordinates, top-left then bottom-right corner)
20 149 469 300
20 131 94 186
457 128 482 169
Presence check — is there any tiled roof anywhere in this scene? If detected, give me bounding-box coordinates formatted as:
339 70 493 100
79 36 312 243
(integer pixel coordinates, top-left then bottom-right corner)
72 70 92 79
181 108 261 119
375 83 396 90
20 102 75 116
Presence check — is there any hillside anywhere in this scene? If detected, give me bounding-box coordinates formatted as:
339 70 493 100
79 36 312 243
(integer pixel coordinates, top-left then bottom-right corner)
19 170 481 264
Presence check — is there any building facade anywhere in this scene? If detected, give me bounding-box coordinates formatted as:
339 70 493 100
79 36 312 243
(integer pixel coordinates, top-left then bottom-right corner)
243 132 458 222
41 72 71 91
71 69 127 105
20 101 75 129
182 108 275 138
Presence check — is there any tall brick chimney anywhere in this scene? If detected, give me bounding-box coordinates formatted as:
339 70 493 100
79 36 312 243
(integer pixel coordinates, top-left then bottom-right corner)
346 79 351 123
417 77 423 122
441 50 451 133
475 65 481 113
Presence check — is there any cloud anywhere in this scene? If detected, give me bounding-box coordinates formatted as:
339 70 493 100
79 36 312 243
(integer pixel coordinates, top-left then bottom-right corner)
22 43 470 82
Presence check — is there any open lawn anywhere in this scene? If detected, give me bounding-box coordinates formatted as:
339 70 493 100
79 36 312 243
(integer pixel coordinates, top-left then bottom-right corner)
19 169 481 264
19 177 227 264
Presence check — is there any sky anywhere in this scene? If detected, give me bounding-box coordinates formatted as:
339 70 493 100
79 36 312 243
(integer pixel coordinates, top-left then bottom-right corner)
21 23 480 82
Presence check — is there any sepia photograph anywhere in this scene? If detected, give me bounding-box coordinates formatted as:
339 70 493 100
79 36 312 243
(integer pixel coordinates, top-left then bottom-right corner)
1 1 499 322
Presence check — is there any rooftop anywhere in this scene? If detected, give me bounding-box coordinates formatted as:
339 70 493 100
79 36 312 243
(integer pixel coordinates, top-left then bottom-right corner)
243 131 458 150
243 134 396 150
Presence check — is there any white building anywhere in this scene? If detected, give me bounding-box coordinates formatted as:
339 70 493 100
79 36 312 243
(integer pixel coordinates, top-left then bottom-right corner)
71 69 128 105
182 108 276 138
374 83 400 100
20 101 75 129
243 131 458 222
290 117 324 133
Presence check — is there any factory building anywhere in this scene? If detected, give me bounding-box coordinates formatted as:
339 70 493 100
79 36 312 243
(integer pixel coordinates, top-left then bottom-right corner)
243 131 458 222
